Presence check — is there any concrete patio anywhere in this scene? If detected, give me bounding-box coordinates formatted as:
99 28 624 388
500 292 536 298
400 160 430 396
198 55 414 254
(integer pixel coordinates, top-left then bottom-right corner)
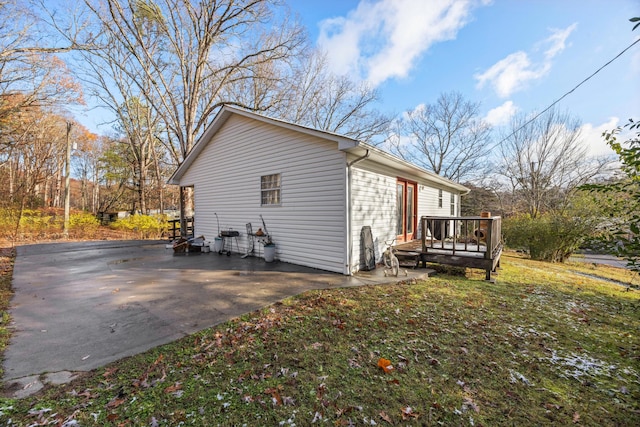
2 240 429 398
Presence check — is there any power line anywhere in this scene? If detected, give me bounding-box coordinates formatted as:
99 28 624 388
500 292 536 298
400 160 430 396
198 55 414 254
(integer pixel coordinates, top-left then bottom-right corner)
488 36 640 151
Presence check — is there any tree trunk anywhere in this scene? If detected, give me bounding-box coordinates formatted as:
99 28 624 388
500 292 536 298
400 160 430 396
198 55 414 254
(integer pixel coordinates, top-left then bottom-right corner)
138 160 146 215
179 186 193 237
152 146 164 214
53 157 63 208
8 161 14 203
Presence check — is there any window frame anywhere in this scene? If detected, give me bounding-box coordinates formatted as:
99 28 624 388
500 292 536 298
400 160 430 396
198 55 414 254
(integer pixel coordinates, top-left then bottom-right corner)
396 178 418 242
450 193 456 216
260 173 282 206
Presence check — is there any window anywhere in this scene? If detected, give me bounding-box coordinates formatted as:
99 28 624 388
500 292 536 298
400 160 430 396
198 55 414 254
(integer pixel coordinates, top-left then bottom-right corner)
438 189 443 208
261 173 281 205
450 193 456 216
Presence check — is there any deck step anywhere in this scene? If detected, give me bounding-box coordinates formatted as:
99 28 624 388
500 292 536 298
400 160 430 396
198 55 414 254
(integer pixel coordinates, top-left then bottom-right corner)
394 250 421 268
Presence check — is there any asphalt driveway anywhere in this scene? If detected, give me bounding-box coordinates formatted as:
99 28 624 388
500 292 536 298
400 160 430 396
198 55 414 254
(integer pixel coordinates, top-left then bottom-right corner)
3 240 427 398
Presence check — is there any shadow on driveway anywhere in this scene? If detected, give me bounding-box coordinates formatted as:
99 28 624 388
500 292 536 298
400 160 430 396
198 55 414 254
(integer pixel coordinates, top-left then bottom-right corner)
2 240 428 397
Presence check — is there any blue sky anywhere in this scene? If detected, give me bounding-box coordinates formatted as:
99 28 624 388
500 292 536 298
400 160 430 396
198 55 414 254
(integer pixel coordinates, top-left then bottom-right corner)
289 0 640 156
71 0 639 157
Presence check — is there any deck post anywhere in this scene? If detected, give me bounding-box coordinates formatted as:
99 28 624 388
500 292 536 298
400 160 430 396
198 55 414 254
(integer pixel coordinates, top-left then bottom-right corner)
484 218 493 280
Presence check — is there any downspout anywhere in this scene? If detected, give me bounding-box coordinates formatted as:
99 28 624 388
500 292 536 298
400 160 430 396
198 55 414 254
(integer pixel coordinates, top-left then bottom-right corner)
345 149 370 275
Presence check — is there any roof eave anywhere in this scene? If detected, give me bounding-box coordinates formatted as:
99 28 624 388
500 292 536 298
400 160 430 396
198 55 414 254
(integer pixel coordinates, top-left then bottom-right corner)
343 143 470 194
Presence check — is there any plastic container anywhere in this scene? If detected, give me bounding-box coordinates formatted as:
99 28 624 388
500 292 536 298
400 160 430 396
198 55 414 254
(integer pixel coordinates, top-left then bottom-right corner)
213 237 223 253
264 244 276 262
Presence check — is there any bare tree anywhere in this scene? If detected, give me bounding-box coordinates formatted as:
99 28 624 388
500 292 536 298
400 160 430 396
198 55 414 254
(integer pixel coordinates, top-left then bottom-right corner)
0 105 73 206
61 1 168 214
52 0 304 224
389 91 492 182
0 0 84 123
271 50 392 143
96 135 136 213
498 108 611 218
72 126 101 212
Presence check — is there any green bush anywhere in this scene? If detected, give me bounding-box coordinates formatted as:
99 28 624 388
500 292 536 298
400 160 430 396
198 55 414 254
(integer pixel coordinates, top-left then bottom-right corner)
0 208 20 238
111 214 168 239
69 212 100 238
19 209 58 235
503 211 597 262
0 208 60 239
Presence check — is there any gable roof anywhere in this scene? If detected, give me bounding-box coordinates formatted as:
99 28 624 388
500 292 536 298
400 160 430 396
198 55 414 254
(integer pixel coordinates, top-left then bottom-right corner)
168 105 469 194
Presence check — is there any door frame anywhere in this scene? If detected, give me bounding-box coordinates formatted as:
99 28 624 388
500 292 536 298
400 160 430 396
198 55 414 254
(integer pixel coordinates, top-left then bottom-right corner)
396 178 417 242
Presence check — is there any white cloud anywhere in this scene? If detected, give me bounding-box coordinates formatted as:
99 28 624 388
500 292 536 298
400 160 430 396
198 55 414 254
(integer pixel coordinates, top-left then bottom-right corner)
475 23 577 98
402 103 426 119
580 117 619 157
543 23 577 59
475 52 550 98
485 101 518 126
317 0 483 86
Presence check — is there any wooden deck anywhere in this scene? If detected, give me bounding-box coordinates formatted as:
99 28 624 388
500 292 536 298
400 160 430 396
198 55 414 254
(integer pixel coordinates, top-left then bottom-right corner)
395 216 503 280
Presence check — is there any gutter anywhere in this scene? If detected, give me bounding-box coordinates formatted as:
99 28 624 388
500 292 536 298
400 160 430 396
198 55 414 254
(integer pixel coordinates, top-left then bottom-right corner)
345 149 371 275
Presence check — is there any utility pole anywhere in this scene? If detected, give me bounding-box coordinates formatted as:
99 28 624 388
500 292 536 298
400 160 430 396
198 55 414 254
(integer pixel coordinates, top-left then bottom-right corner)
63 122 73 238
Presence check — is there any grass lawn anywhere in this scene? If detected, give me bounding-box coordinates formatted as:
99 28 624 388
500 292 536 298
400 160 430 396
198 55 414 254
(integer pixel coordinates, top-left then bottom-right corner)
0 252 638 426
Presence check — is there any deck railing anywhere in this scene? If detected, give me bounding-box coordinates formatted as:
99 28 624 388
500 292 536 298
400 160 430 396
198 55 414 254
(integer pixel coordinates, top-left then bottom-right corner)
420 215 503 279
168 216 194 240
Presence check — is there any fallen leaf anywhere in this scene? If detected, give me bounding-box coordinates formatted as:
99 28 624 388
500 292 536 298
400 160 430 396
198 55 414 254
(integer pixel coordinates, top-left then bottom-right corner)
573 412 580 423
401 406 419 420
377 358 395 373
317 383 326 400
379 411 393 424
106 397 125 409
103 367 119 378
164 383 182 394
265 387 283 405
463 396 480 413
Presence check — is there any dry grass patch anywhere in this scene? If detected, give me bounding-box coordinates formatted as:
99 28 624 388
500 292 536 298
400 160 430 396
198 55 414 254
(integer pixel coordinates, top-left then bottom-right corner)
0 246 14 379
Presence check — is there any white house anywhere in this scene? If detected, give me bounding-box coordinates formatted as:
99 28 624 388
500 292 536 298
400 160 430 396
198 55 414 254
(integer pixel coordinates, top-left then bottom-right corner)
168 106 469 275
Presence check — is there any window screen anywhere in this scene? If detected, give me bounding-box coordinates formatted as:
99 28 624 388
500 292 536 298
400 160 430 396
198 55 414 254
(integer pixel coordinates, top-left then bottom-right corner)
261 174 281 205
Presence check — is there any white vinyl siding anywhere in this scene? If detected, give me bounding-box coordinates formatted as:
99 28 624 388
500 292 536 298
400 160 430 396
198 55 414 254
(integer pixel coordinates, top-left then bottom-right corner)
419 186 456 217
181 114 347 273
349 165 397 272
349 160 462 272
417 186 458 238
